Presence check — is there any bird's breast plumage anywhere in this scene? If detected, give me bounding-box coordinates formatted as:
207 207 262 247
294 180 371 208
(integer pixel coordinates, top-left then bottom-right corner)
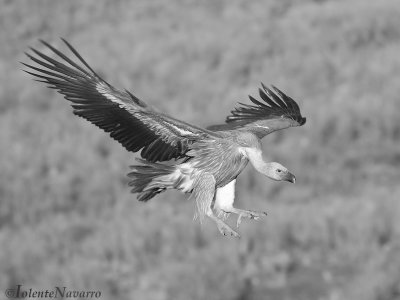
185 139 249 187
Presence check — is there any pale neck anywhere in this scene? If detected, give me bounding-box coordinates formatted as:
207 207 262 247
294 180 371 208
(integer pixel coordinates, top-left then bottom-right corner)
245 148 272 176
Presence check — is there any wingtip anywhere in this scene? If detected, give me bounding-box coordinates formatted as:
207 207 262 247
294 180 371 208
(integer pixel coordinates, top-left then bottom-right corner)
20 61 30 69
248 95 262 106
262 83 281 95
39 39 52 49
60 37 70 47
260 82 268 90
271 84 279 92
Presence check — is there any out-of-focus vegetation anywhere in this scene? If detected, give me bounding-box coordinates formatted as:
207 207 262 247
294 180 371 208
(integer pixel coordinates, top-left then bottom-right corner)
1 0 400 299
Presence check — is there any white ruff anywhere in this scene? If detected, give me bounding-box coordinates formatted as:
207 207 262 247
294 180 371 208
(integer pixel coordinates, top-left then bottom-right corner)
214 179 236 211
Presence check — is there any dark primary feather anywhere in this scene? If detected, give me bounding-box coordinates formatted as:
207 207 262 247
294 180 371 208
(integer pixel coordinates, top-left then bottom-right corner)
208 84 306 137
23 39 216 162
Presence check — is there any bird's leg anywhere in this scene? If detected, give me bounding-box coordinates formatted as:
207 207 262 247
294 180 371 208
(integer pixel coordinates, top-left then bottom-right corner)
214 180 266 228
227 208 267 228
213 180 236 221
215 209 230 221
206 208 240 238
192 174 240 238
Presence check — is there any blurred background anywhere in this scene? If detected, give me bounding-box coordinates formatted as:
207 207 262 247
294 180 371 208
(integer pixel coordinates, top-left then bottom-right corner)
1 0 400 299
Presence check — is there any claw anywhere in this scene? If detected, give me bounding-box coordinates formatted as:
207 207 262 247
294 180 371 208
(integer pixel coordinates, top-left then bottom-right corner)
217 221 240 238
217 210 230 221
236 210 268 228
237 214 242 228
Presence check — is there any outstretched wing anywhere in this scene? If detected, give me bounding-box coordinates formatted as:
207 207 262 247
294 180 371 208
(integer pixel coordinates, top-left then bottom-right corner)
208 84 306 138
23 39 217 162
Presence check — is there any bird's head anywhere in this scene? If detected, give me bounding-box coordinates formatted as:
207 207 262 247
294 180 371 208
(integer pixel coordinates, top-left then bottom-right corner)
263 162 296 183
244 148 296 183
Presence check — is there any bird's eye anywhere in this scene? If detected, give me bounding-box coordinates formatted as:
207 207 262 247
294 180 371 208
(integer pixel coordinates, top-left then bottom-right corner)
277 169 282 173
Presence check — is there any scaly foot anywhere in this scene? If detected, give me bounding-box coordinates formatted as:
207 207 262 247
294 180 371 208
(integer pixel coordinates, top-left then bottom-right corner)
216 220 240 238
216 209 230 221
235 209 267 228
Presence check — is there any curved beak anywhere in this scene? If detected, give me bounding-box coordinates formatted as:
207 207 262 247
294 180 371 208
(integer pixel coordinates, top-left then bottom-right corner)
285 172 296 183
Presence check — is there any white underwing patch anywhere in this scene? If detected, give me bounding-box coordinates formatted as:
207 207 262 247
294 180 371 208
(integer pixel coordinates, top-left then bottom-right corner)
166 122 196 136
254 124 270 130
96 83 127 108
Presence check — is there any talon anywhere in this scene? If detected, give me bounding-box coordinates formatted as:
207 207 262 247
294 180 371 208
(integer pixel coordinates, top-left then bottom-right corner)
235 210 267 228
217 221 240 238
236 215 243 228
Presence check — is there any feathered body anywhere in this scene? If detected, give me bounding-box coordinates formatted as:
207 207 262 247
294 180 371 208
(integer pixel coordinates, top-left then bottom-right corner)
128 131 252 201
24 39 306 237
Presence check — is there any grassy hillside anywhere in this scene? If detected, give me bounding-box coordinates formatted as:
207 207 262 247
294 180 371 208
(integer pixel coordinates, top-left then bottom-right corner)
1 0 400 299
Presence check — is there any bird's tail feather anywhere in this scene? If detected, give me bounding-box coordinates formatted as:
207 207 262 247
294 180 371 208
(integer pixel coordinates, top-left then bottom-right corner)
127 159 177 202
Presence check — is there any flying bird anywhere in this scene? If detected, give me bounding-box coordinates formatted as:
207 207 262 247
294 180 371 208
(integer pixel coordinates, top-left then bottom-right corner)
23 39 306 238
